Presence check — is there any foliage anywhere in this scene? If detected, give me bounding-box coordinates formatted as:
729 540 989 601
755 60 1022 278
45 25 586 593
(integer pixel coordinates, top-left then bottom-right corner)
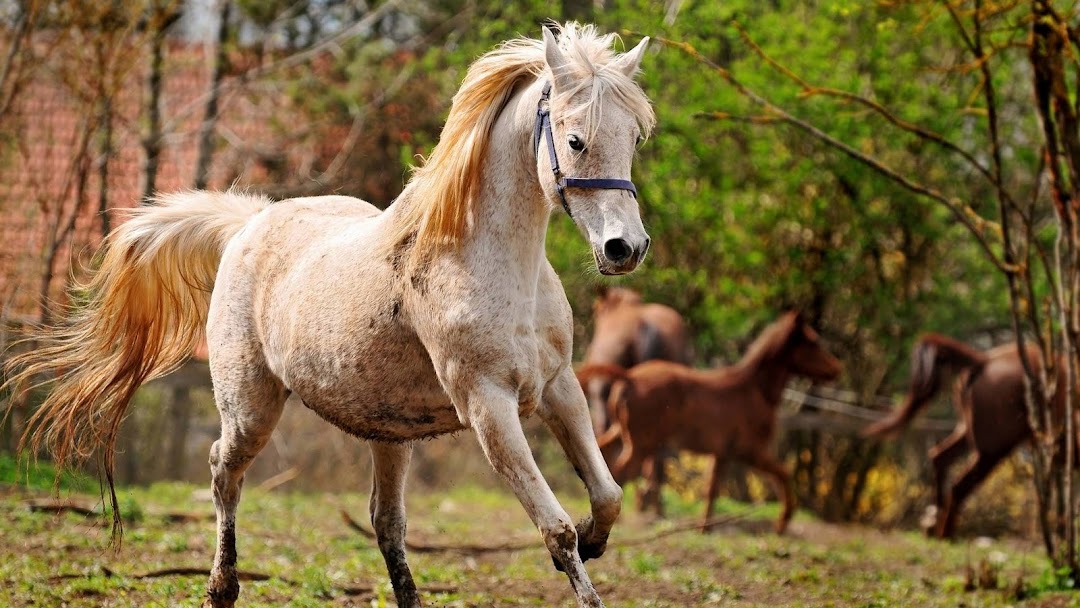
2 0 1067 553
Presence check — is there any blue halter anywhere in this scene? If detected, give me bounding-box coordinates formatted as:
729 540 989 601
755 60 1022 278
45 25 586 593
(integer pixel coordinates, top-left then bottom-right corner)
532 81 638 218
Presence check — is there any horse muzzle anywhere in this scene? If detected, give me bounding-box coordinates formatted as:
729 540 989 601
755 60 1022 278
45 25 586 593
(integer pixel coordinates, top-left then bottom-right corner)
595 235 650 275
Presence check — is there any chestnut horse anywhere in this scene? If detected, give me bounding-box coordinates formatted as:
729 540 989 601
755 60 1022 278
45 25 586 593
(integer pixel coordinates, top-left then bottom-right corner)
862 334 1064 538
579 311 841 533
3 24 655 608
582 286 692 432
581 286 691 513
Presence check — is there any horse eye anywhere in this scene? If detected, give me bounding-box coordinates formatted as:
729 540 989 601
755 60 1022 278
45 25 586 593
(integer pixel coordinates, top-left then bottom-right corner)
568 134 585 152
635 134 643 145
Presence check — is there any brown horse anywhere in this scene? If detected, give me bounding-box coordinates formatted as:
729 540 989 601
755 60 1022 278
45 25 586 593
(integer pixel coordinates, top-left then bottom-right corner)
579 311 841 534
862 333 1065 538
581 286 692 432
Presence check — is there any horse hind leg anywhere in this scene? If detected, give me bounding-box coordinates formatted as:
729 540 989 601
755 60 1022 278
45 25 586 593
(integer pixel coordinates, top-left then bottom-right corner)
701 456 727 532
204 370 287 608
937 450 1004 539
369 442 420 608
926 424 968 534
637 453 664 517
748 451 796 535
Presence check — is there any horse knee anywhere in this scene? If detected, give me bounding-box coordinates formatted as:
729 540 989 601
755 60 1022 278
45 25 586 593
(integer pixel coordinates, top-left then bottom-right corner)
594 481 623 523
209 439 222 468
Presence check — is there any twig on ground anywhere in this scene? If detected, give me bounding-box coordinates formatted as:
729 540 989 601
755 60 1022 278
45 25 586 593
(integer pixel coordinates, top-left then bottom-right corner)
26 499 95 517
341 509 539 554
46 564 456 596
24 498 212 523
341 508 759 553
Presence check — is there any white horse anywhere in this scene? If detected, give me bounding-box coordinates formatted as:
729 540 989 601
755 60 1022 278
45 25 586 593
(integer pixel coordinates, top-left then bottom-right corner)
4 23 655 608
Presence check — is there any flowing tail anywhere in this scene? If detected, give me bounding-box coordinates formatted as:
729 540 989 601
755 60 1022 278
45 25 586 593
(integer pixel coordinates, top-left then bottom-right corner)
2 190 271 536
575 363 630 449
861 333 987 438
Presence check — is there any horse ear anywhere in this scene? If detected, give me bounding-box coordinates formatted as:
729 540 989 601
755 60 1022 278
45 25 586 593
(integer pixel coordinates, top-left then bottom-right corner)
543 26 574 92
612 36 649 79
786 310 806 341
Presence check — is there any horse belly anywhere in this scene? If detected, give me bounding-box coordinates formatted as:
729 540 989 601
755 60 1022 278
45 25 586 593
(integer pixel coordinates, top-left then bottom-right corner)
278 317 464 441
305 392 465 442
293 361 464 441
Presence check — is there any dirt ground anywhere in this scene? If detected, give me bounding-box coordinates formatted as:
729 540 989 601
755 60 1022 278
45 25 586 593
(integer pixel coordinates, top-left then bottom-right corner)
1 480 1076 607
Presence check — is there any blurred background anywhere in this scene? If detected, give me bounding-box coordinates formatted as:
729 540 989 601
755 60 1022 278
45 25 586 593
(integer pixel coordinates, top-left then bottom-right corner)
0 0 1053 540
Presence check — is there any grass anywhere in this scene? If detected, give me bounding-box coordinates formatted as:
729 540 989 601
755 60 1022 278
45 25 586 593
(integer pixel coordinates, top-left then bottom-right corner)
1 458 1078 607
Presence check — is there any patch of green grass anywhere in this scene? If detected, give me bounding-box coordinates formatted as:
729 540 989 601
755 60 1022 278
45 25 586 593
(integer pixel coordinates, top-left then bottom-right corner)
0 452 96 493
0 478 1072 607
630 551 661 575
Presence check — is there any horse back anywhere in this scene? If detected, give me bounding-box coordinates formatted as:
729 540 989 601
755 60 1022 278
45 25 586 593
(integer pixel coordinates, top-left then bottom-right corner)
210 194 464 442
636 303 692 364
963 344 1038 455
617 362 743 454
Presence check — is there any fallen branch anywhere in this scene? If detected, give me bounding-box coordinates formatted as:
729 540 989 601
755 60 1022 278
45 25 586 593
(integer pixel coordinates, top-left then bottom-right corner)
46 564 455 596
341 509 539 554
342 509 758 553
617 512 754 546
24 498 212 523
47 566 271 583
160 511 214 524
26 499 96 517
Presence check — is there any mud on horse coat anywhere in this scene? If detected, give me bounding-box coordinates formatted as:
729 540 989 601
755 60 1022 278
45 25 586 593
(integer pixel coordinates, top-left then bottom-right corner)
578 311 842 534
3 24 656 608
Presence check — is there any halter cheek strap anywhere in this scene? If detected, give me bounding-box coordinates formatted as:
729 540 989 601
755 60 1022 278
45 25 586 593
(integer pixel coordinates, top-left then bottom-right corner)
533 81 637 218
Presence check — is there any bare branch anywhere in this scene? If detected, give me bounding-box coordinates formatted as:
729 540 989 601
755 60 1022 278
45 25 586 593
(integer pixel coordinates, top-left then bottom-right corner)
648 34 1008 272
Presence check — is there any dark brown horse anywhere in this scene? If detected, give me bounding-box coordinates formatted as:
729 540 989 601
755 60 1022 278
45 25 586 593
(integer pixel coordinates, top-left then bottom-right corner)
582 286 692 432
862 333 1065 538
580 287 691 514
579 311 841 534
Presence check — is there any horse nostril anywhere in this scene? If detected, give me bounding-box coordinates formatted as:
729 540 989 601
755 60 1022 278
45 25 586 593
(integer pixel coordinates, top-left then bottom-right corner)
604 238 633 263
641 237 651 258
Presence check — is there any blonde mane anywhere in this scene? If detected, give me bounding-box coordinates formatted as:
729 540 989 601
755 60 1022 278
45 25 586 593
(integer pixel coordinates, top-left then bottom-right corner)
391 23 656 259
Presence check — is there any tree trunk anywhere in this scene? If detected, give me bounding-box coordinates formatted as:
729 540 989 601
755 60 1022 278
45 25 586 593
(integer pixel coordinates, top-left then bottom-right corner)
193 0 231 190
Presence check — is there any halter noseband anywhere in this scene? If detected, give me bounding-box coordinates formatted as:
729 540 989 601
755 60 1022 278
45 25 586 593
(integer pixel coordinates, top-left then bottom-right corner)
533 81 638 218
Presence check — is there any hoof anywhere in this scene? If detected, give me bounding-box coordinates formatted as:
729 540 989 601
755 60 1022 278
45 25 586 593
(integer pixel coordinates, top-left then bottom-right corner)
551 518 608 573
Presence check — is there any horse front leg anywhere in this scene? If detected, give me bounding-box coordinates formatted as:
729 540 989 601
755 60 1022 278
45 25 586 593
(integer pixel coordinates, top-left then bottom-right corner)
469 377 605 608
369 442 420 607
537 367 623 566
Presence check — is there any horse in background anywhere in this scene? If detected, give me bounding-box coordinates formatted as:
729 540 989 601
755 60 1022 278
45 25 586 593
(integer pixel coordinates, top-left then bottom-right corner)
3 24 655 608
581 286 692 432
580 286 690 511
862 334 1065 539
579 311 842 534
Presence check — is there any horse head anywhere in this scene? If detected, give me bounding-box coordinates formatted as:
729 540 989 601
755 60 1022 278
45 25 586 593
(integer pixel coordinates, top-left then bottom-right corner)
784 311 842 382
592 285 643 318
537 26 654 275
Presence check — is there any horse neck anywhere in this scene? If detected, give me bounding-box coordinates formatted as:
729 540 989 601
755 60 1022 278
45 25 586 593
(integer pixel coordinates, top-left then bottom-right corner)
467 80 551 287
729 346 792 406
